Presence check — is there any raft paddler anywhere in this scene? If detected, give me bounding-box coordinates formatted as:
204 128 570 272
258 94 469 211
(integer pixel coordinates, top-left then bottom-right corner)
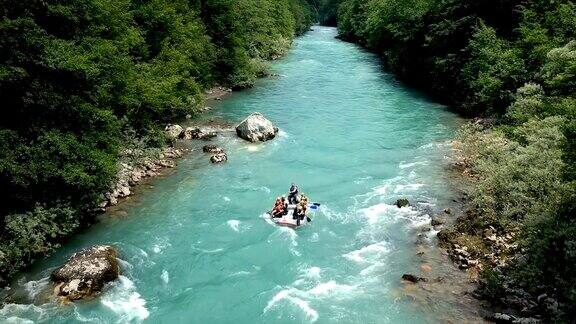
288 183 299 204
271 197 285 218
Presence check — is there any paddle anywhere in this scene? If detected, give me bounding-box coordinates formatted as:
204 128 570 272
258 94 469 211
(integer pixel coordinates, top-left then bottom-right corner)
308 203 321 211
307 203 319 222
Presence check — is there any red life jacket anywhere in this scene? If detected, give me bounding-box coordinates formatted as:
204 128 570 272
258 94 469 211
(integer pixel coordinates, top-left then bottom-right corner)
273 200 283 212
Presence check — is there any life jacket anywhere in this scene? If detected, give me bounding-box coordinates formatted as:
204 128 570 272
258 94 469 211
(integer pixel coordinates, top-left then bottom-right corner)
298 201 307 214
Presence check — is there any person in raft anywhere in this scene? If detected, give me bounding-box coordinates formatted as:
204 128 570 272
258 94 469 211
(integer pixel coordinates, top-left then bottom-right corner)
288 183 299 204
293 204 304 226
301 195 312 222
271 196 287 218
300 194 309 208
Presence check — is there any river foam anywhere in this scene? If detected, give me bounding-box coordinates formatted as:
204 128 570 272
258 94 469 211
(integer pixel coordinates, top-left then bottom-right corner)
227 219 241 232
101 276 149 323
22 277 49 300
343 241 390 264
264 288 319 322
161 270 169 284
0 304 47 323
264 278 358 322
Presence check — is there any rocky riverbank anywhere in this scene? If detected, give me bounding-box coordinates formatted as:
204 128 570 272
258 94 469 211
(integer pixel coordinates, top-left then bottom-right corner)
429 136 562 323
98 146 187 211
101 110 280 210
204 86 233 101
111 113 274 245
390 135 553 323
98 86 238 211
394 191 487 322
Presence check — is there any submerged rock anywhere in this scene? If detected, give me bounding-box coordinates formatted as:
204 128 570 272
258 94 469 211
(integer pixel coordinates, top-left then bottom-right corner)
431 217 446 226
235 112 278 142
401 273 427 283
165 124 184 140
211 152 228 164
198 131 217 140
51 245 119 301
203 145 224 154
395 198 410 208
184 127 217 140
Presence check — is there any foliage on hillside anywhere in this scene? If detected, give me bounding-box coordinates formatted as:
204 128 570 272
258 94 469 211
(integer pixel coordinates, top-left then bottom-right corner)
312 0 343 26
0 0 314 284
335 0 575 320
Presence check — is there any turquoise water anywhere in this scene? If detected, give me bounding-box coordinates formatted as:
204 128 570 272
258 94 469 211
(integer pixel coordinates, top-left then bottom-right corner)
1 27 470 323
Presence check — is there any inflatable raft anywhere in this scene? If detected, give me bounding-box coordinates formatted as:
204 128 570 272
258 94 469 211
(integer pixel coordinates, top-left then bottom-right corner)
266 203 319 228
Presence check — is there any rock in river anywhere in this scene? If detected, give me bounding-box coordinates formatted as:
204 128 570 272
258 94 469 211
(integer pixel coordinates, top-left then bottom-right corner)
203 145 224 154
431 217 446 226
401 273 427 283
183 127 199 140
51 245 120 301
395 198 410 208
184 127 217 140
198 130 217 140
165 124 184 140
211 152 228 164
235 112 278 142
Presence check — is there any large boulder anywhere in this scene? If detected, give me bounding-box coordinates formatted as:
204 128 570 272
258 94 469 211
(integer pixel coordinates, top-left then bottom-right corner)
235 112 278 142
165 124 184 140
51 245 120 301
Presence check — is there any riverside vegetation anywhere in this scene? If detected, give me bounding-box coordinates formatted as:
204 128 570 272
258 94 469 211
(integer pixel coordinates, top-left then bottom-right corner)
335 0 575 321
0 0 316 285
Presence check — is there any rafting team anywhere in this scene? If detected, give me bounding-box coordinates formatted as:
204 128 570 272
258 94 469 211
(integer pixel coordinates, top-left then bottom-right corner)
271 183 311 225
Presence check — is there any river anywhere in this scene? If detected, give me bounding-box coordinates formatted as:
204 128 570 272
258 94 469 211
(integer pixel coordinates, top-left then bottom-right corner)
1 27 481 323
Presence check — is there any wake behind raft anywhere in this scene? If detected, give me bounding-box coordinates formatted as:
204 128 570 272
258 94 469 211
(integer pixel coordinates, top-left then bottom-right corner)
266 193 320 228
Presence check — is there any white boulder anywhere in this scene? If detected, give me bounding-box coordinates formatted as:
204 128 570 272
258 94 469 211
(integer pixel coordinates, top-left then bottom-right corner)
235 112 278 142
165 124 184 140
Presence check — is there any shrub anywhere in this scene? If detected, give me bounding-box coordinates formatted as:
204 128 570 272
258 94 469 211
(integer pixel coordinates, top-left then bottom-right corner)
459 117 566 223
0 205 77 284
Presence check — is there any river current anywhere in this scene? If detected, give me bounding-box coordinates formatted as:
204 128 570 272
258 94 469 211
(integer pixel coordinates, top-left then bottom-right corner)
1 27 473 323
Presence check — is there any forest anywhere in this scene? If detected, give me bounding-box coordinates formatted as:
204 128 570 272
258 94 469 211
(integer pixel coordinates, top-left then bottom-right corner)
0 0 315 284
336 0 575 320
